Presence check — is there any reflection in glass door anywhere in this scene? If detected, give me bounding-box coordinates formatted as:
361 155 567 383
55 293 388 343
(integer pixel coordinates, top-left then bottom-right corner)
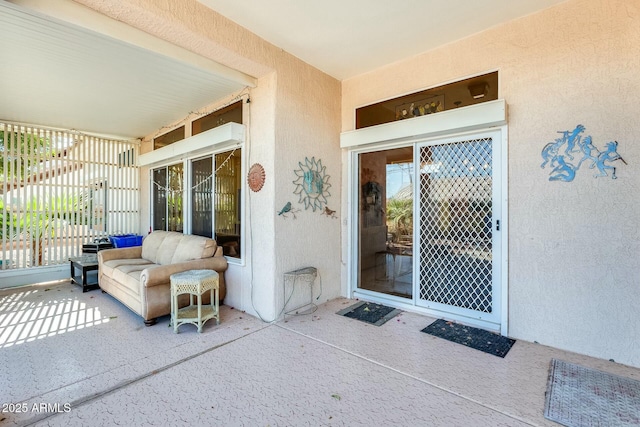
152 162 184 232
358 147 414 299
192 157 213 237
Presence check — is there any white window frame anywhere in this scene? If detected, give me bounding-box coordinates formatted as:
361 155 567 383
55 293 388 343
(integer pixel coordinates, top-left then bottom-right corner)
145 123 246 264
149 144 244 263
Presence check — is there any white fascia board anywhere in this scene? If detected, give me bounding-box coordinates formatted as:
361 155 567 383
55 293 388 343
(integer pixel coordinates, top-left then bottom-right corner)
341 99 507 148
138 122 245 167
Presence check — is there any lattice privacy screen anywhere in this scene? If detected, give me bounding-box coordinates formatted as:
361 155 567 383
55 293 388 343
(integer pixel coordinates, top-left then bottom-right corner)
0 122 139 269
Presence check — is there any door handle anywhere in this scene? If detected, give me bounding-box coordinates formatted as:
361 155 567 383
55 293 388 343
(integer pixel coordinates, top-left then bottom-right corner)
496 220 500 231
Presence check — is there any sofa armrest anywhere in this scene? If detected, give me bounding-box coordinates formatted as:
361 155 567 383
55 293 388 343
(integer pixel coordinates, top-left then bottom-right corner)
98 246 143 263
140 257 228 288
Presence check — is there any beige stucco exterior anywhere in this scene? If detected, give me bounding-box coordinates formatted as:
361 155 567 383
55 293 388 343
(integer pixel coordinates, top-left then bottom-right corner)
75 0 639 367
75 0 342 322
342 0 639 367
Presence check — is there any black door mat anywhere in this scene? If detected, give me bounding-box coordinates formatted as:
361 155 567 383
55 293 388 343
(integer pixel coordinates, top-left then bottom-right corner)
421 319 515 357
337 301 401 326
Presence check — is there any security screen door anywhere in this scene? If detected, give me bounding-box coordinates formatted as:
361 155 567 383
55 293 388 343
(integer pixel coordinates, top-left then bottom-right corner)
417 130 502 326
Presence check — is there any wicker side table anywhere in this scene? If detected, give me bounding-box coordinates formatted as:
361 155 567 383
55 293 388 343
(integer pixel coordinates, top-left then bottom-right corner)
170 269 220 333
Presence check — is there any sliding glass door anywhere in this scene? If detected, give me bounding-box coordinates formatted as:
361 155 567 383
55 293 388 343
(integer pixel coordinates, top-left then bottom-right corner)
357 147 414 299
354 129 503 329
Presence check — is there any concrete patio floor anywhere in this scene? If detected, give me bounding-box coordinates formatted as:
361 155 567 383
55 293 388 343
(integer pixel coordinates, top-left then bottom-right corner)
1 280 639 426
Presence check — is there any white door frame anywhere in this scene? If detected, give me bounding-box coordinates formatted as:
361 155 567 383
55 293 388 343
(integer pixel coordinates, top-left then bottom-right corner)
414 129 504 330
342 101 508 335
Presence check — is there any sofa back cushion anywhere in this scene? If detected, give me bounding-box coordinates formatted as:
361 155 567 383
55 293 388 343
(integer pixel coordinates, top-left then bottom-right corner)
141 231 217 265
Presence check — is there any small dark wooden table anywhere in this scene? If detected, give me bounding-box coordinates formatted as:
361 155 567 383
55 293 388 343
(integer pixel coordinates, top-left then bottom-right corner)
70 255 100 292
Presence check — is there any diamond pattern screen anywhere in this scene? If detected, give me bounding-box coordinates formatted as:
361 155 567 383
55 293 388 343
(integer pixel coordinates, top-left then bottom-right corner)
418 138 493 313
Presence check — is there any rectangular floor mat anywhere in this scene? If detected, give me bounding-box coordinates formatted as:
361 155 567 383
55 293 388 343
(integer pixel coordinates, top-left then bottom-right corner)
421 319 515 358
336 301 401 326
544 358 640 427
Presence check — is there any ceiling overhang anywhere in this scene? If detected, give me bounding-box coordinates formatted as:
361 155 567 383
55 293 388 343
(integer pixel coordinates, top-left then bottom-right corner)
0 0 256 139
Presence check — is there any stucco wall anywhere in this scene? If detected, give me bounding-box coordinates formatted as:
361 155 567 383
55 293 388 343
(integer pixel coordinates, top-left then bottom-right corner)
342 0 640 367
76 0 342 321
272 59 343 320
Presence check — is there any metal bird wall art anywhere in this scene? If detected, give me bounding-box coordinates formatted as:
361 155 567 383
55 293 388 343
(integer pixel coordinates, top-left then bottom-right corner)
322 206 337 219
278 201 300 219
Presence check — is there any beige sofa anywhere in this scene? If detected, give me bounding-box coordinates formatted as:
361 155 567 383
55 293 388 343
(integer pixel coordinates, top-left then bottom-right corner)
98 231 228 325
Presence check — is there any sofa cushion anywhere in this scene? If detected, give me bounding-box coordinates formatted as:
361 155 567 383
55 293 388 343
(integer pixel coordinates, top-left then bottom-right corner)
140 231 169 264
171 234 217 264
112 265 149 296
102 258 154 278
141 231 217 265
154 232 184 265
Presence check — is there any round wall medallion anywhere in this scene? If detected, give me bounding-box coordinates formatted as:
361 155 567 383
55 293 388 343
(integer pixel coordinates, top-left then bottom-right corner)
247 163 266 192
292 156 331 211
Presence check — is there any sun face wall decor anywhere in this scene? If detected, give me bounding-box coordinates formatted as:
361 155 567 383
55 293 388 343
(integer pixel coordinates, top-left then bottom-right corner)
292 157 332 211
247 163 266 192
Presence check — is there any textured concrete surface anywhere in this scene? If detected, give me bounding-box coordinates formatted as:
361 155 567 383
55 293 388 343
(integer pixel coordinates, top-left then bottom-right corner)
1 282 639 426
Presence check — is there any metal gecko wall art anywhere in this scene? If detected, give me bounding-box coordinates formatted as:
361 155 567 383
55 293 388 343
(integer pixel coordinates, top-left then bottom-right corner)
540 124 627 182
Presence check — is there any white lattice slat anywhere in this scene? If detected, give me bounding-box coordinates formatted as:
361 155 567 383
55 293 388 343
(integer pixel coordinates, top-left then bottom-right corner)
0 122 139 270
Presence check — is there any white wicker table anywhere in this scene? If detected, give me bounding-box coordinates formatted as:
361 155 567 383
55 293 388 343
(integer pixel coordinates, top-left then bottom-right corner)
170 269 219 333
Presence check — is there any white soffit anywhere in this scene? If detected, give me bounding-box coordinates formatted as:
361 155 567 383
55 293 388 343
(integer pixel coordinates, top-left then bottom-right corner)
340 99 507 148
0 1 255 139
138 123 245 167
198 0 568 80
